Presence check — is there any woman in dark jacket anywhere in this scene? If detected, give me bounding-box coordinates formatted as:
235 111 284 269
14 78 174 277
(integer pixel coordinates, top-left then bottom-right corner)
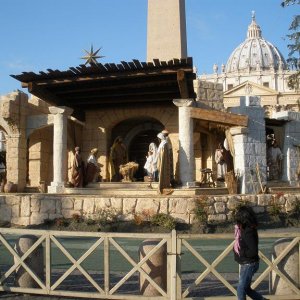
233 206 267 300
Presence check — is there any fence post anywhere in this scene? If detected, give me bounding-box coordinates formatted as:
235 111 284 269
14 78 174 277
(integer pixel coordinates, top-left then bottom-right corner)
104 236 110 295
176 231 182 300
45 233 51 292
170 229 177 300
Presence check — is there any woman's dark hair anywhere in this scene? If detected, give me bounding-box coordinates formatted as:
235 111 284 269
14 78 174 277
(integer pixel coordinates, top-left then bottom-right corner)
234 205 258 228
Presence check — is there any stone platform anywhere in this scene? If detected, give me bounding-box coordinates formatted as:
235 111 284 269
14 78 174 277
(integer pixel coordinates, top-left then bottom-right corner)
64 182 228 196
267 180 300 194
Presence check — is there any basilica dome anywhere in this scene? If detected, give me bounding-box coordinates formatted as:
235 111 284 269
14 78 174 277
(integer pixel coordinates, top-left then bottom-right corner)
225 13 287 73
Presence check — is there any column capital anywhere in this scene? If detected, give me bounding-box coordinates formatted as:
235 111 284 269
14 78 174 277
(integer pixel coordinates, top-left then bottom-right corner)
230 126 248 136
49 106 73 116
173 99 195 108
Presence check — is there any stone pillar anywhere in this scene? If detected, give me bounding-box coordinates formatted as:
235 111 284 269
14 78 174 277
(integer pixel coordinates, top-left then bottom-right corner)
6 133 27 192
139 239 167 296
14 235 44 288
48 106 73 193
230 96 267 194
271 238 299 295
1 91 28 192
173 99 195 187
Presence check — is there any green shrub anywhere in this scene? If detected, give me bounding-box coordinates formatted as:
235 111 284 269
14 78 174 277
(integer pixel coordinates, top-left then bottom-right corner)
85 218 96 225
194 196 208 224
71 213 82 223
94 207 120 225
55 218 69 227
289 198 300 218
150 213 176 230
269 193 284 217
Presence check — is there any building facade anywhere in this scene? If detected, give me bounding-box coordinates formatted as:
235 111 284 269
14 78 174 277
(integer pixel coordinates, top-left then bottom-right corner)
198 12 299 114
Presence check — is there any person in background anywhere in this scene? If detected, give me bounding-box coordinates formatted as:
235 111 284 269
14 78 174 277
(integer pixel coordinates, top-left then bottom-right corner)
162 129 175 186
267 139 283 180
233 205 268 300
157 132 171 194
109 136 127 182
144 142 158 181
71 146 84 187
215 142 227 181
85 148 100 184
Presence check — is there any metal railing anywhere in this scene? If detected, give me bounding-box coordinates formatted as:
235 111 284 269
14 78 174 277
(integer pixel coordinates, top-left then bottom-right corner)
0 228 299 299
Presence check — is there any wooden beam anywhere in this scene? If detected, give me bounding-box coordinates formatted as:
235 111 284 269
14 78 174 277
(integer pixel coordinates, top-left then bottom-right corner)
190 107 248 127
27 82 62 106
55 83 178 99
177 70 189 98
52 77 178 94
62 92 179 106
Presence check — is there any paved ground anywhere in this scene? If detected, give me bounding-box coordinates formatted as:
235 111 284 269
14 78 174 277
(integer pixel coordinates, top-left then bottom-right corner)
0 272 269 299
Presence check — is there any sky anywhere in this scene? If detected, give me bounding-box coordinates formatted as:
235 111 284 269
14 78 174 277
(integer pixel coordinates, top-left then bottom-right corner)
0 0 297 95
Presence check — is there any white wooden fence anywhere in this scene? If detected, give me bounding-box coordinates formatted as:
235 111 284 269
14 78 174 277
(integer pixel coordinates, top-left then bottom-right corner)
0 228 299 299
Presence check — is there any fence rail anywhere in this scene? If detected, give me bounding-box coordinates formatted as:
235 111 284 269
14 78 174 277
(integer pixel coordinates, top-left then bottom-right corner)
0 228 299 300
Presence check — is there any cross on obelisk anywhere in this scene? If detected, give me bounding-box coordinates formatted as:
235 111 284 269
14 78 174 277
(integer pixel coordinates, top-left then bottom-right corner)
147 0 188 62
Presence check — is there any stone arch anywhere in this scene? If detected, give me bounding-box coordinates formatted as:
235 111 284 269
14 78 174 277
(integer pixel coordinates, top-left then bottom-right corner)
86 105 177 181
123 122 162 148
27 125 53 187
0 119 13 137
110 117 164 181
104 106 176 134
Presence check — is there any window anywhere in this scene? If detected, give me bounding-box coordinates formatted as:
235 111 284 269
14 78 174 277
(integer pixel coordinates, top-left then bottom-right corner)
227 84 233 90
263 82 269 88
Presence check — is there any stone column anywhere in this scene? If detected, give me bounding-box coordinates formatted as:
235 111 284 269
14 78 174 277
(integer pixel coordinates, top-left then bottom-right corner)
173 99 195 187
48 106 73 193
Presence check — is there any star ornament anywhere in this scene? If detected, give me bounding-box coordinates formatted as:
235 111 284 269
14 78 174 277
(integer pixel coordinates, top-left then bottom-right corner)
81 45 105 66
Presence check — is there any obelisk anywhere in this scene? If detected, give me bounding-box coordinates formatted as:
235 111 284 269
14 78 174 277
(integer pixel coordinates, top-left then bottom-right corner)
147 0 187 62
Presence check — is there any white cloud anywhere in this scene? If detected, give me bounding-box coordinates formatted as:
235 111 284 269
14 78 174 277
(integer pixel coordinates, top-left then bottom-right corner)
3 59 33 71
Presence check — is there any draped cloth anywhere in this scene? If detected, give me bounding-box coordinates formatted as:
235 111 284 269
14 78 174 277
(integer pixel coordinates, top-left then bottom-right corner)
225 129 235 158
71 152 84 187
109 137 127 182
85 154 99 184
157 140 171 194
144 143 158 174
233 224 241 256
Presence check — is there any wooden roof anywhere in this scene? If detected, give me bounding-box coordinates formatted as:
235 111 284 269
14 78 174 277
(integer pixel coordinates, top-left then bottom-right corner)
12 58 196 121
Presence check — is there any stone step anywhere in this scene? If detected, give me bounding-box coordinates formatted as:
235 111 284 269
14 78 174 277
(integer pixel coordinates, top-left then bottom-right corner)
64 186 228 196
86 182 159 189
24 186 40 193
267 180 291 187
268 186 300 194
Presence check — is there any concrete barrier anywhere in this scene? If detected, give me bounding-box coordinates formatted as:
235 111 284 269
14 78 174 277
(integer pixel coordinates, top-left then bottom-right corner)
139 239 167 296
14 235 44 288
271 238 299 295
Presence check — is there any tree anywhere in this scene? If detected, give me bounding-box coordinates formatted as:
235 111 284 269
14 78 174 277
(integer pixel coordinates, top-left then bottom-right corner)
281 0 300 90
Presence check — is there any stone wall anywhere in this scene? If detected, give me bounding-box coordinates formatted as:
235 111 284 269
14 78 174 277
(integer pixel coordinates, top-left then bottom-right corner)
0 193 298 226
194 80 224 110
